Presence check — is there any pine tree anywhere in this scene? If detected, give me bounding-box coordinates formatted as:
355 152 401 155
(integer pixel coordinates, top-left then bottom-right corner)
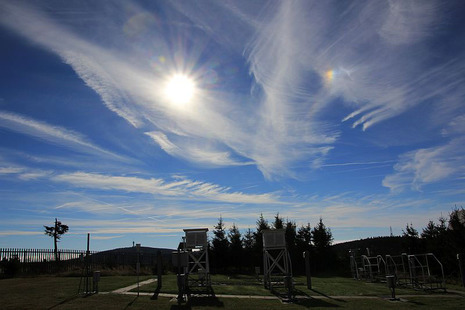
256 213 270 232
243 228 255 249
421 217 447 254
228 223 242 252
254 213 270 249
312 218 333 249
253 213 270 269
273 213 284 229
242 228 255 270
402 223 419 238
402 223 420 253
211 216 230 271
296 223 312 251
311 217 334 271
448 207 465 253
228 223 243 271
285 219 297 248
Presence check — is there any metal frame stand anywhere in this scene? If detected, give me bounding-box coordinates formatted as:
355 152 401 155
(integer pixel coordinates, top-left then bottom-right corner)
408 253 445 291
361 255 386 282
78 233 97 296
386 253 409 286
262 229 294 301
173 228 213 303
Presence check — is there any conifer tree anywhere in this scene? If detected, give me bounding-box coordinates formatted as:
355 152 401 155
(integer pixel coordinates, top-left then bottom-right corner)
211 216 230 270
312 217 333 249
273 212 284 229
228 223 243 271
297 223 312 251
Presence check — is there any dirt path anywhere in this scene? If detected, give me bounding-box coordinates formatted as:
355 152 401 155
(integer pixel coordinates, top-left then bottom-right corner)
111 278 157 294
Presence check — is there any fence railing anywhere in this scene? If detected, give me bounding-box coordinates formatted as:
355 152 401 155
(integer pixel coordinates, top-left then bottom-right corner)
0 248 94 263
1 247 165 276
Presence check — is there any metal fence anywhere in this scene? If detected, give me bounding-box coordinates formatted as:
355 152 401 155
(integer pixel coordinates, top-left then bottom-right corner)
0 248 95 276
0 247 163 277
0 248 91 263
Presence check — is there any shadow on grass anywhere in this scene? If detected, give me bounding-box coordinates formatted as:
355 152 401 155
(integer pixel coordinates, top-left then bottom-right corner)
270 287 345 308
170 296 224 310
293 288 310 297
123 295 138 309
47 294 80 310
406 300 425 306
310 289 346 302
294 298 342 308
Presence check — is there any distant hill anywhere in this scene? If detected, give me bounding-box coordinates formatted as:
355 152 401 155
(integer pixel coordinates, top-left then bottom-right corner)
91 246 174 267
331 236 405 258
97 246 173 256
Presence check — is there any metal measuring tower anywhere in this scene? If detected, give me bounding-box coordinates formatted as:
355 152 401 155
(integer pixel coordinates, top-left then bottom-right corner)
262 229 293 300
173 228 212 300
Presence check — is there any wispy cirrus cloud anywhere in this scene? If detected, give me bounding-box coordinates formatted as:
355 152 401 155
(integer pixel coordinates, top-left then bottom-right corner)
383 137 465 192
320 160 396 168
52 172 282 205
2 0 464 181
145 131 253 167
0 1 336 179
243 0 465 134
0 110 122 159
0 231 42 236
0 166 25 175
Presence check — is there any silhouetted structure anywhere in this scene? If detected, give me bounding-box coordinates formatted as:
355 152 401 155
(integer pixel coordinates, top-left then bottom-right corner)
173 228 213 302
262 229 294 301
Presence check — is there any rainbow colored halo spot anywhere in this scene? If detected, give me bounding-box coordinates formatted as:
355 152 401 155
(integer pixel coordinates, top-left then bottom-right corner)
325 70 334 83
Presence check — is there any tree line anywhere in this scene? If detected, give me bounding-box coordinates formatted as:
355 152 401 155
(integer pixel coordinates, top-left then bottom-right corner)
209 213 335 275
400 207 465 276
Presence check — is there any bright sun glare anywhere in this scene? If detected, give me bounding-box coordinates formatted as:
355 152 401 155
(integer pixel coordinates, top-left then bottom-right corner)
164 74 196 106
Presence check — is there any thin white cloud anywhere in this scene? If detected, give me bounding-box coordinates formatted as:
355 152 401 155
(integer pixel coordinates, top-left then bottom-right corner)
378 0 438 45
383 137 465 192
17 171 53 181
321 160 396 167
145 131 253 167
1 0 464 181
0 162 52 181
0 231 42 236
0 166 25 174
0 2 144 128
92 235 123 240
0 110 122 159
442 114 465 137
0 1 336 179
52 172 281 205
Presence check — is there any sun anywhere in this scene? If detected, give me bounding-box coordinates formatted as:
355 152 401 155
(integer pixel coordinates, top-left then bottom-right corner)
164 74 196 106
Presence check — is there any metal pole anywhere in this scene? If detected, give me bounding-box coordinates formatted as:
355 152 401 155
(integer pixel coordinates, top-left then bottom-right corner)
177 248 183 302
304 250 312 289
136 244 140 297
152 250 162 299
85 233 90 294
458 254 465 287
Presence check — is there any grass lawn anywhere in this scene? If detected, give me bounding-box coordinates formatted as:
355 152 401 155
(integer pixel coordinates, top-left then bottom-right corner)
0 274 463 309
135 273 273 296
0 275 152 309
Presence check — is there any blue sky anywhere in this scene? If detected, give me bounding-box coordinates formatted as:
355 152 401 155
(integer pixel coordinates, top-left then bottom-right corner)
1 0 465 251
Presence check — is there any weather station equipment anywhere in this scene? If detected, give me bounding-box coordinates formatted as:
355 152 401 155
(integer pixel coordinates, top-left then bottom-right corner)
172 228 213 302
262 229 294 301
